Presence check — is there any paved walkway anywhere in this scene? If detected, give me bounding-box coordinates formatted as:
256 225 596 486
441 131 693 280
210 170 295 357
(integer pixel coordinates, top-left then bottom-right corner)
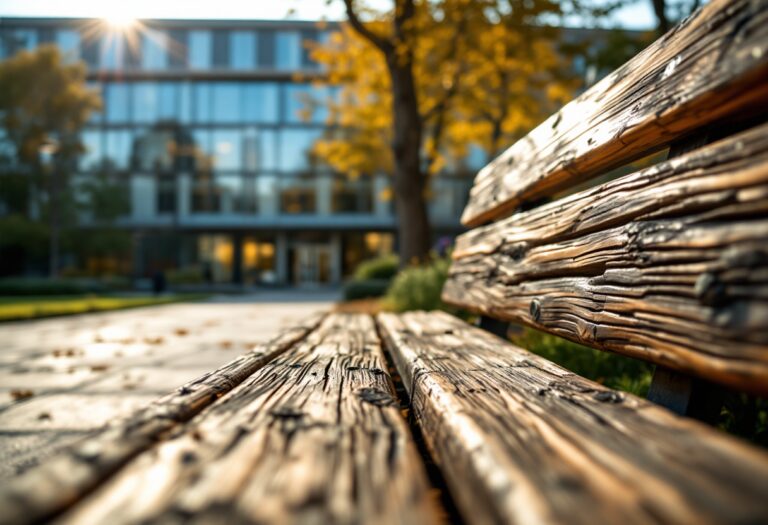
0 290 337 478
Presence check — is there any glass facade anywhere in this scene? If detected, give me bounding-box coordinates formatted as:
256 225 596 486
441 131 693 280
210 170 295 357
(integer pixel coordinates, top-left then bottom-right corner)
0 19 473 284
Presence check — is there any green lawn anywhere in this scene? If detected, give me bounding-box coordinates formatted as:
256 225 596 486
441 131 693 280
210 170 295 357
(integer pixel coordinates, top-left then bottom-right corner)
0 294 208 322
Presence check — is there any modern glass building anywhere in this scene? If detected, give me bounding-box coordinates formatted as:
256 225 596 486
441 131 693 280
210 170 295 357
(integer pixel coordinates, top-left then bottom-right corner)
0 18 477 286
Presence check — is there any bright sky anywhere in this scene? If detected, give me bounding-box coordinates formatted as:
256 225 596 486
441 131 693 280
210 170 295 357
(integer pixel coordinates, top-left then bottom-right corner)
0 0 657 29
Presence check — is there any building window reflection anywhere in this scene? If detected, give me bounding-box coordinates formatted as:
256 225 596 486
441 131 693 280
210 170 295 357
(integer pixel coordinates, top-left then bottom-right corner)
332 174 373 213
284 84 329 123
157 174 177 214
278 128 323 172
104 130 133 171
56 30 80 62
276 31 301 70
280 174 316 214
243 83 279 123
105 83 130 123
141 29 168 69
188 30 212 69
212 130 241 171
230 31 256 70
212 83 240 123
79 131 102 171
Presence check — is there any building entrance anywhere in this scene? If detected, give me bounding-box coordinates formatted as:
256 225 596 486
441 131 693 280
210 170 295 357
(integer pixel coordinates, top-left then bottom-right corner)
293 243 332 286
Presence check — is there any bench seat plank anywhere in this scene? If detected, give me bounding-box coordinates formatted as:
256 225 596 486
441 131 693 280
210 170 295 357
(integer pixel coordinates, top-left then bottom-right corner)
444 125 768 393
378 311 768 525
0 313 324 525
461 0 768 227
56 314 437 525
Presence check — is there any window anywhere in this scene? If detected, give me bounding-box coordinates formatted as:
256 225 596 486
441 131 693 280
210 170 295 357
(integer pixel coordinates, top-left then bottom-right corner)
275 31 301 70
212 83 240 123
194 83 212 122
242 128 277 171
300 29 318 69
257 176 278 215
258 31 275 68
79 131 102 171
212 130 242 171
56 30 80 62
243 83 279 123
188 31 212 69
167 29 187 69
133 128 175 171
192 129 213 171
278 128 323 172
133 82 159 123
142 30 168 69
284 84 329 123
3 29 37 57
332 175 373 213
100 34 124 69
105 83 130 122
280 175 316 213
179 83 192 123
157 174 177 213
192 172 216 213
104 130 133 171
212 30 229 68
87 82 103 124
158 83 178 121
215 174 254 213
230 31 256 70
243 237 276 284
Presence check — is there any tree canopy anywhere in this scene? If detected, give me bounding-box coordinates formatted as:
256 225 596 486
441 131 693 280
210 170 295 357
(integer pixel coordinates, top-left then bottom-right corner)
310 0 579 181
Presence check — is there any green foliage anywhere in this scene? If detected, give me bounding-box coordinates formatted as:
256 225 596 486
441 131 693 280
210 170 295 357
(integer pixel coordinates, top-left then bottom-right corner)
343 279 392 301
384 257 451 312
0 294 207 322
0 277 104 296
0 44 101 166
508 327 653 396
167 266 205 285
353 254 399 281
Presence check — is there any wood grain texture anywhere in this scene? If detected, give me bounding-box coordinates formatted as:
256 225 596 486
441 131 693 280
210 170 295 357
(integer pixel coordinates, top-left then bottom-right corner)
56 314 437 525
444 124 768 393
461 0 768 227
378 311 768 525
0 314 324 525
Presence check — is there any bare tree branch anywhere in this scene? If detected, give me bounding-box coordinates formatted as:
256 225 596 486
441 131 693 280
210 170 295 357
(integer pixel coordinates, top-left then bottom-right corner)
343 0 394 55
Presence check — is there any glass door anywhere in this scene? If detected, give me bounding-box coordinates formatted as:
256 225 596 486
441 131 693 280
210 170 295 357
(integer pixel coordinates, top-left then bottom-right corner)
294 243 332 286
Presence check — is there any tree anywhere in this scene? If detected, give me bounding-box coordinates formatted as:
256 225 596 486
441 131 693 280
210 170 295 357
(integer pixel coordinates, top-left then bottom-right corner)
0 44 101 276
310 0 578 266
649 0 701 35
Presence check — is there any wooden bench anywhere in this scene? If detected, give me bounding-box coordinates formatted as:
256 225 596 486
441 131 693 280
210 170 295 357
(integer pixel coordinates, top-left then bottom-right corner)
2 0 768 522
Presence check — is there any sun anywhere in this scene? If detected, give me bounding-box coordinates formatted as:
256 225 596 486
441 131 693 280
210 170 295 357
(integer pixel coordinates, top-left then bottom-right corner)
103 6 138 30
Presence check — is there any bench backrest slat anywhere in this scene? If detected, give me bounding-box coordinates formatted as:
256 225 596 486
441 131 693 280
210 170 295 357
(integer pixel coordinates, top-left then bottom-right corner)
445 0 768 394
461 0 768 228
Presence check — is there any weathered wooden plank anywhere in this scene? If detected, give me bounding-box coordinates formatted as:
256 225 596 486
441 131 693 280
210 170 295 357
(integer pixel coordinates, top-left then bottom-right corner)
461 0 768 227
444 125 768 393
0 313 324 525
378 311 768 525
55 314 437 525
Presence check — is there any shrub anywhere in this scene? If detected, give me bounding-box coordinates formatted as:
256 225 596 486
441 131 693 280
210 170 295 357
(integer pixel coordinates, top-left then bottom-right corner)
353 254 399 281
508 327 653 396
342 279 392 301
384 257 450 312
167 266 204 285
0 277 105 296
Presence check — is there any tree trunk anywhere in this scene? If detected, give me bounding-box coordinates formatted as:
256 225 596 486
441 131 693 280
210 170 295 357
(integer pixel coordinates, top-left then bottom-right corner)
388 58 431 266
652 0 670 34
47 163 60 278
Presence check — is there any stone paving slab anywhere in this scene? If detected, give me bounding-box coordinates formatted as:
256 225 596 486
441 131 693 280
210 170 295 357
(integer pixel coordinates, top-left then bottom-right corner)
0 291 335 477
